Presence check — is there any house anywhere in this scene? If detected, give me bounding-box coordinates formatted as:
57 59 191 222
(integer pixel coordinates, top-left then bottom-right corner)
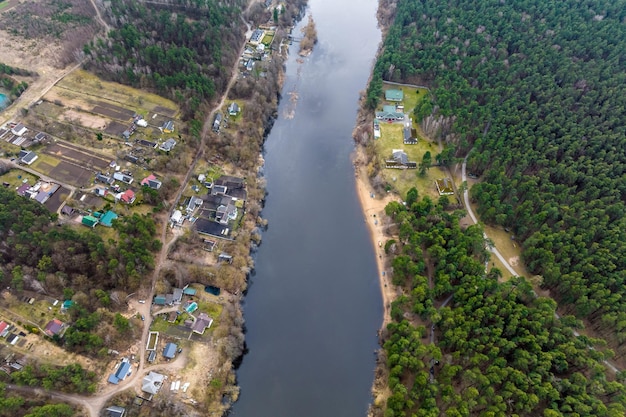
141 174 162 190
167 311 178 323
154 295 166 306
435 178 455 195
162 120 174 133
245 59 254 72
147 350 157 363
228 102 240 116
113 172 133 184
11 123 27 136
61 300 74 311
385 149 417 169
19 150 38 165
105 405 126 417
183 286 197 296
165 294 174 305
95 187 107 197
136 118 148 128
403 126 418 144
82 215 99 228
0 321 9 338
61 205 74 216
216 200 238 224
376 105 404 122
95 173 114 185
125 154 139 164
159 138 177 152
385 89 404 102
250 29 264 44
185 196 203 213
163 342 177 359
44 319 65 337
138 139 157 148
16 183 30 196
195 218 231 239
142 371 165 395
212 113 222 132
211 184 228 196
172 288 183 304
100 210 118 227
192 313 213 334
170 209 183 226
116 189 136 204
108 359 132 384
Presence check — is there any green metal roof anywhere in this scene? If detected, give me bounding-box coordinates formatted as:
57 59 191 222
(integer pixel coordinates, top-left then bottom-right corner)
82 216 99 227
385 89 404 101
100 210 118 227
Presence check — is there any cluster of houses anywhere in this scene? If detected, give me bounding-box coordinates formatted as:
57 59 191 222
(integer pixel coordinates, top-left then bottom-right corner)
93 169 164 205
152 286 214 337
240 25 275 73
0 121 48 148
169 174 246 241
375 88 421 169
15 180 60 204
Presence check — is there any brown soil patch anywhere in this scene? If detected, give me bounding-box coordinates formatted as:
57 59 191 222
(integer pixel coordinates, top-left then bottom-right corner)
63 109 108 130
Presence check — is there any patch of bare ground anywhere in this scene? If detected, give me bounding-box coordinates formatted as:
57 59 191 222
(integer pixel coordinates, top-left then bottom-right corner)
0 0 101 123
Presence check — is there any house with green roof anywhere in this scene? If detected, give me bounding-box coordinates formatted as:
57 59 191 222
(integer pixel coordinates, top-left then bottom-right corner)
376 105 404 122
82 215 99 228
100 210 118 227
385 89 404 102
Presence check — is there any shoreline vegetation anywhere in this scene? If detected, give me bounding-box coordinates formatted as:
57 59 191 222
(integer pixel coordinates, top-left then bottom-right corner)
298 15 317 56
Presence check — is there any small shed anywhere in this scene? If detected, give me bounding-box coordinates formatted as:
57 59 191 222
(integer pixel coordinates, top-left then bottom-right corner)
154 295 166 305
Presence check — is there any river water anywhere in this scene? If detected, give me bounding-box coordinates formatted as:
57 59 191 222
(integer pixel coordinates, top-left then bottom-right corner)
231 0 382 416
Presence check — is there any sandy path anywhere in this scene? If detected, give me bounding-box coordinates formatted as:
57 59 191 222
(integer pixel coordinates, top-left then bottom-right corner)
353 159 400 327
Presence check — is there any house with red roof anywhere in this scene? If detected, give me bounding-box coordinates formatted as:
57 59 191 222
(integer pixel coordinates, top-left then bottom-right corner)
140 174 162 190
0 321 9 338
44 319 66 337
115 189 136 204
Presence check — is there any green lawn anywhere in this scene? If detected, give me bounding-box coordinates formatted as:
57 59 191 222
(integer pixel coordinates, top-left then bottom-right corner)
374 84 446 200
0 169 39 188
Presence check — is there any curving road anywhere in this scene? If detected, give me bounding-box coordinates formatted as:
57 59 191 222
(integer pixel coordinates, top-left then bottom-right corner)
461 155 518 277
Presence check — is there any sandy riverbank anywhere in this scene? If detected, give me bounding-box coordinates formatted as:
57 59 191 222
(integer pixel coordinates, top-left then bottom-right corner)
353 153 400 328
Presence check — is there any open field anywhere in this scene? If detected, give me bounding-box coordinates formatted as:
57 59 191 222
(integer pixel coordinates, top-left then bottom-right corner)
54 70 178 120
0 168 38 188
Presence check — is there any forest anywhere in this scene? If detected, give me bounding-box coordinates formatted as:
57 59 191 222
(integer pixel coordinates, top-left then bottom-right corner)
85 0 247 121
375 190 626 417
369 0 626 357
0 382 74 417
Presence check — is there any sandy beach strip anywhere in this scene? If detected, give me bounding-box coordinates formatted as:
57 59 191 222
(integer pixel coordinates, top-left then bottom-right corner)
354 162 400 327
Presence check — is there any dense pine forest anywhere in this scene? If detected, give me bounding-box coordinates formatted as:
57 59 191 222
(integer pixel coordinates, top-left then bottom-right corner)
376 192 626 417
85 0 247 121
369 0 626 357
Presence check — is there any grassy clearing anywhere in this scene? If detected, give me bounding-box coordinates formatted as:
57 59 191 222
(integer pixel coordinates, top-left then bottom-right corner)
30 153 60 173
382 83 428 117
11 299 63 328
150 316 170 333
0 169 38 188
376 123 445 199
56 70 179 117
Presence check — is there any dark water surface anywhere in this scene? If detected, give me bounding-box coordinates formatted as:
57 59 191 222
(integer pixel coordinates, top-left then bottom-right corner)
231 0 382 415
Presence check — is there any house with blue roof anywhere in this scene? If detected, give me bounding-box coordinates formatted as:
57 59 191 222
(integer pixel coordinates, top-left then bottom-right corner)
108 359 132 384
163 342 177 359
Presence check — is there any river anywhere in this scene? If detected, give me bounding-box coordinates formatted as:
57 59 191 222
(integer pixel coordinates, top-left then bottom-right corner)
233 0 382 417
230 0 382 416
